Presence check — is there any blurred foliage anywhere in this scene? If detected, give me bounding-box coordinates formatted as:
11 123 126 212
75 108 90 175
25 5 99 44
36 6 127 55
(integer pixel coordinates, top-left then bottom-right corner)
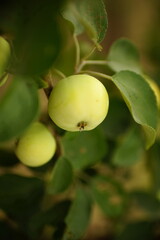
0 0 160 240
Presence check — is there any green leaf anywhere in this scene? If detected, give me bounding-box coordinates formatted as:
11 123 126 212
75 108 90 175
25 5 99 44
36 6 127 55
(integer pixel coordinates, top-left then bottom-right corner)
9 3 63 76
61 128 107 169
131 191 160 214
62 4 84 36
100 97 131 139
28 200 70 238
115 221 154 240
91 175 126 217
63 187 92 240
112 71 158 149
107 38 142 73
0 174 44 223
149 141 160 192
0 76 39 142
112 127 144 167
107 38 142 74
52 18 77 76
63 0 108 47
47 157 73 195
0 37 11 77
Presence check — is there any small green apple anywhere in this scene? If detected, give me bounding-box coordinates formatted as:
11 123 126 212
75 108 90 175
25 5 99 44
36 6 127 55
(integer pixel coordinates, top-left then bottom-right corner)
0 37 11 77
48 74 109 131
15 122 56 167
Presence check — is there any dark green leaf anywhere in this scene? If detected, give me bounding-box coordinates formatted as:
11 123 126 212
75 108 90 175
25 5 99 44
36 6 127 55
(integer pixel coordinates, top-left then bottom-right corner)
112 127 144 166
0 149 19 166
107 38 142 74
100 97 131 139
149 141 160 192
0 1 67 38
63 0 108 47
61 128 107 169
0 76 39 142
115 221 154 240
0 174 44 223
7 1 64 76
112 71 158 149
63 187 92 240
131 191 160 214
91 175 126 217
52 18 77 76
47 157 73 195
53 223 66 240
28 200 71 238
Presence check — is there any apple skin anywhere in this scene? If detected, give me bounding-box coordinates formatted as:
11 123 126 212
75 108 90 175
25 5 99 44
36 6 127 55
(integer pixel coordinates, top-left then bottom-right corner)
0 37 11 77
48 74 109 131
15 122 56 167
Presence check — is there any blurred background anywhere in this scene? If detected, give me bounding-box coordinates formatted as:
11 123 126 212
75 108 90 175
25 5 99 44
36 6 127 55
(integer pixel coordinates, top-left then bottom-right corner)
104 0 160 84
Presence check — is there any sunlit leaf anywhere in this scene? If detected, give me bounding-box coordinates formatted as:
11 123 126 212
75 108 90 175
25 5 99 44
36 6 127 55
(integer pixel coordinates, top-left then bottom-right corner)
112 71 158 148
63 0 108 48
107 38 142 74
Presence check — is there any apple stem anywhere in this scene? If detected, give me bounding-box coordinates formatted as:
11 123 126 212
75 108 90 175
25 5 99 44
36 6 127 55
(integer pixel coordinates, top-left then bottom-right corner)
76 59 108 73
81 46 96 61
79 70 113 81
52 68 66 79
73 34 81 70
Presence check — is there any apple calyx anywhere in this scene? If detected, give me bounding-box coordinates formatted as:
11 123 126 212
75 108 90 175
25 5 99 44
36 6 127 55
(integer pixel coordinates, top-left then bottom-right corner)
77 121 87 131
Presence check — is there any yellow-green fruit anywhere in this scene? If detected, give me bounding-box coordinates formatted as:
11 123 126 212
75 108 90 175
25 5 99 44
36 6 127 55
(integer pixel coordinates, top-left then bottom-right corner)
15 122 56 167
48 74 109 131
0 37 11 77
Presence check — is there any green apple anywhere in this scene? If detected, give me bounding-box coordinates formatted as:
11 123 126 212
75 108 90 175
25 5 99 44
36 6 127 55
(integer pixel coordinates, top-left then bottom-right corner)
0 37 11 77
15 122 56 167
48 74 109 131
